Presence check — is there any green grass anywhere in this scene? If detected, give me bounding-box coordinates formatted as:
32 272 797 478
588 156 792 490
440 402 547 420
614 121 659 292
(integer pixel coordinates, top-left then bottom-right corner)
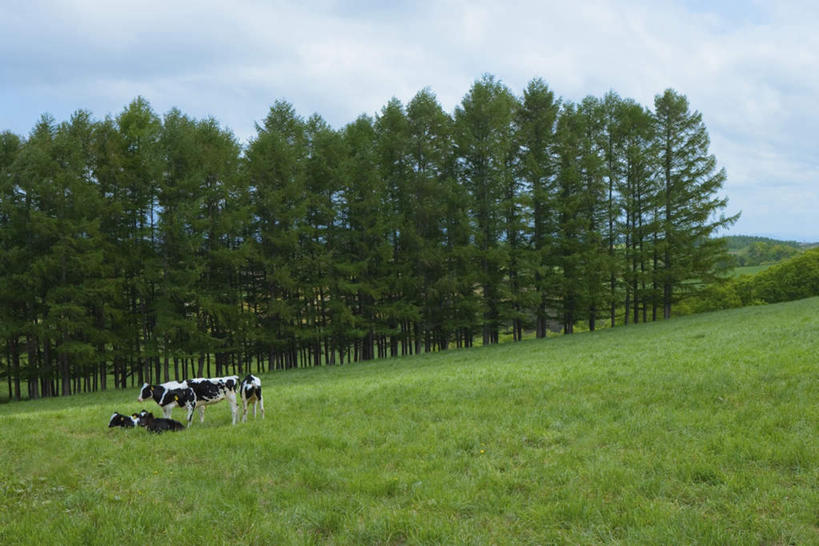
1 298 818 544
730 263 776 277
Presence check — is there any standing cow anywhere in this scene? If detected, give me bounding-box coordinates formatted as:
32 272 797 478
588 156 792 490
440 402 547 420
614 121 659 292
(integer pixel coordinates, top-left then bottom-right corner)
185 376 240 426
137 381 197 422
138 375 239 427
239 374 265 422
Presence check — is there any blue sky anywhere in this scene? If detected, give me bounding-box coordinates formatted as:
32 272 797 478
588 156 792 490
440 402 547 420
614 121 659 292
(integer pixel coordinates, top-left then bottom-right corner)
2 0 817 241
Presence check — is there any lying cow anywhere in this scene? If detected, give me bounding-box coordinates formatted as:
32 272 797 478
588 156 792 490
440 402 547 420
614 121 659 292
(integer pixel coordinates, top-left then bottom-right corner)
138 376 239 427
239 374 265 422
108 412 138 428
135 410 185 433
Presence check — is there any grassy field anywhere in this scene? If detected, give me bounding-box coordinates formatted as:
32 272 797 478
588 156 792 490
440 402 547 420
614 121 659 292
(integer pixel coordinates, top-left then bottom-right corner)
1 298 817 544
730 263 776 277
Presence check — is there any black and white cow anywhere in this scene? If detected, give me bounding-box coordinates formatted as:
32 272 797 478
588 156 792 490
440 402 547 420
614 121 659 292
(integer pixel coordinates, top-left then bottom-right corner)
239 374 265 422
137 381 197 424
108 412 138 428
135 410 185 433
185 376 240 426
138 376 239 426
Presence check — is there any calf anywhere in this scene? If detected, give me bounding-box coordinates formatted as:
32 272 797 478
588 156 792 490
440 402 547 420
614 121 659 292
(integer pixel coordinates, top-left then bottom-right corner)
108 412 138 428
137 381 197 423
185 376 240 426
239 374 265 422
135 410 185 433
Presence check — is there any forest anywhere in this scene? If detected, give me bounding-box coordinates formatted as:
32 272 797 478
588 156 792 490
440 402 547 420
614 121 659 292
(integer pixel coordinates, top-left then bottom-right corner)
0 75 736 400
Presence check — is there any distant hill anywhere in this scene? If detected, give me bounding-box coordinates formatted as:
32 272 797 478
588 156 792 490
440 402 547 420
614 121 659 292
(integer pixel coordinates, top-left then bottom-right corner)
721 235 816 266
722 235 804 251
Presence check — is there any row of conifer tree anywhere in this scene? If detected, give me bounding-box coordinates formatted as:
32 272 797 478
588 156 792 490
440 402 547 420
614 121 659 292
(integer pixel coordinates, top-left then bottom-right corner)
0 75 736 400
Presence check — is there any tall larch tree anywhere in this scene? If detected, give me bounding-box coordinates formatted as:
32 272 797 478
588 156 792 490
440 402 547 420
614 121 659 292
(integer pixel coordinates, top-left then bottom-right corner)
115 97 163 384
405 88 457 351
245 101 308 369
0 130 25 399
157 109 203 381
654 89 738 318
617 99 659 324
338 115 391 361
374 98 416 355
302 114 343 365
454 74 518 345
599 91 625 327
554 104 586 333
574 97 610 331
517 79 560 338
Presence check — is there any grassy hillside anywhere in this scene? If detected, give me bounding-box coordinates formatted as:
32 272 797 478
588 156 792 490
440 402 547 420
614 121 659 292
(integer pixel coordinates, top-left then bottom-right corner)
1 298 817 544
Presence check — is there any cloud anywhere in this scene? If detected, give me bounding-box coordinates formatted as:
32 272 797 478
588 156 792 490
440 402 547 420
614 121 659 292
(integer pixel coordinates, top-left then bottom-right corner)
1 0 816 239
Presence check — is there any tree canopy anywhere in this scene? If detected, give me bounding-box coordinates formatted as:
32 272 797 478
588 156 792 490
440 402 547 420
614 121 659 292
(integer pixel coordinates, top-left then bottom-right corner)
0 78 738 400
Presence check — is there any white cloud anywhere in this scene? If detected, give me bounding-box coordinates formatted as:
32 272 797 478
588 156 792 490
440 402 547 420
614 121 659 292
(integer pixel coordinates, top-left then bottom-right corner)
1 0 817 239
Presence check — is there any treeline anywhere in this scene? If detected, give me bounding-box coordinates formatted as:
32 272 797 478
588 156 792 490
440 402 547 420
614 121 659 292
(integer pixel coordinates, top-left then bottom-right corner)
723 236 804 266
0 75 736 400
723 235 804 251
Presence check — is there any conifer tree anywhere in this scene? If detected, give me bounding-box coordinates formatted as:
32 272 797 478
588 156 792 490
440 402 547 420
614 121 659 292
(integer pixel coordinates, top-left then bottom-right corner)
116 97 163 383
653 89 738 318
405 89 457 350
10 113 107 395
374 98 415 355
599 92 625 327
616 99 659 323
554 104 586 333
454 75 517 344
517 79 560 338
245 101 308 368
302 114 343 365
338 115 392 360
157 109 202 381
193 118 247 374
0 131 25 399
575 97 609 331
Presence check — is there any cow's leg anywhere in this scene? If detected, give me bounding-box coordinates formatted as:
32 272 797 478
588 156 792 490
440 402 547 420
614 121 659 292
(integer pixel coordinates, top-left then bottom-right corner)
227 392 239 425
197 405 205 423
186 403 195 427
259 394 265 419
162 405 174 419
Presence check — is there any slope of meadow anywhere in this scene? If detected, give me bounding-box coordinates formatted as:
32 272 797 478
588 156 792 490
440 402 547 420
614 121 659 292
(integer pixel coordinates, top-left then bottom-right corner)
1 298 817 544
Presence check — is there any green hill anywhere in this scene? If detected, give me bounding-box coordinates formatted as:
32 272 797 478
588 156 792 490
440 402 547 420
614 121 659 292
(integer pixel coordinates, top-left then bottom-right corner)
722 235 805 252
722 235 817 269
1 298 817 544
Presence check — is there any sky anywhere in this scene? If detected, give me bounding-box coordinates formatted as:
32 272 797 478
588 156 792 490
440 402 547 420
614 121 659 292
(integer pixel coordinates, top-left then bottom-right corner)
1 0 817 241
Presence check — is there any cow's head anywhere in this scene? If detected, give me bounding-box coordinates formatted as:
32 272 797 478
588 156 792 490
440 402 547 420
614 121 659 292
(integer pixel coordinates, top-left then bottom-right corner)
137 383 153 402
109 412 135 428
134 409 153 427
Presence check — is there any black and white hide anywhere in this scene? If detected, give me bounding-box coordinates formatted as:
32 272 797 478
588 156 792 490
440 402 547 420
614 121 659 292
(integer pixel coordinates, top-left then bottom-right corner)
184 376 240 426
239 374 265 422
108 412 138 428
137 381 197 424
135 410 185 433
